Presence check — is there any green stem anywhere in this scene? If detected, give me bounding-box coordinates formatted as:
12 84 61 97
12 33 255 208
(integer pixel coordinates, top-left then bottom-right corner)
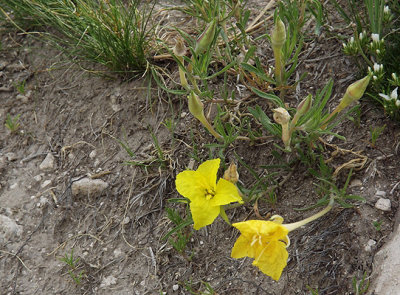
284 194 335 232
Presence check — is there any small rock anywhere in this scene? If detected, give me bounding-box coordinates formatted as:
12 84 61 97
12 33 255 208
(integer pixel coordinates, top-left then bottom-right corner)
0 214 23 244
41 180 52 188
33 175 42 182
365 239 377 252
89 150 97 159
375 198 391 212
37 196 49 207
39 153 55 171
121 216 130 225
10 183 18 190
16 94 29 104
172 284 179 291
349 179 363 187
94 159 100 167
113 248 122 257
100 275 117 288
5 152 17 161
375 190 387 197
71 178 108 197
180 112 187 119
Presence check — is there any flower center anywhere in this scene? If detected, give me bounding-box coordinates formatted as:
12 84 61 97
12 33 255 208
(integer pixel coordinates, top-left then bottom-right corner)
250 234 263 247
205 188 215 200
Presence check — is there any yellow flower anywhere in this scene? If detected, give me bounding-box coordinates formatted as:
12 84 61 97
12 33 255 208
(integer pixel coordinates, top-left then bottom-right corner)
231 196 335 280
231 219 289 281
175 159 243 230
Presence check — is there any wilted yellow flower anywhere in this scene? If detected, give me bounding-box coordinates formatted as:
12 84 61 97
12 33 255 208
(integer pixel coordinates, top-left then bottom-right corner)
231 219 289 281
175 159 243 230
272 107 291 150
231 196 335 280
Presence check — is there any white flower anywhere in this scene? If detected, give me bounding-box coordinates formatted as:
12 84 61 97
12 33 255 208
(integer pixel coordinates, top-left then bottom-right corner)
371 33 380 42
392 73 398 80
379 93 390 101
376 49 380 55
359 32 364 40
396 100 400 107
350 36 354 44
384 6 390 14
373 75 378 81
373 63 381 72
390 87 398 100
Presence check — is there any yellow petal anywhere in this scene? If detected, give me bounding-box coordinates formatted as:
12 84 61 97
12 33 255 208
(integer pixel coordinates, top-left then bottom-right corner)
233 220 288 240
196 159 220 190
231 235 258 259
190 199 220 230
253 241 288 281
211 178 243 206
175 170 207 202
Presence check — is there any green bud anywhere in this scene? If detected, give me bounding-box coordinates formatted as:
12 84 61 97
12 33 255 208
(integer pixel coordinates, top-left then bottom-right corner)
188 91 204 120
271 16 286 49
291 94 313 128
195 20 217 55
338 75 371 111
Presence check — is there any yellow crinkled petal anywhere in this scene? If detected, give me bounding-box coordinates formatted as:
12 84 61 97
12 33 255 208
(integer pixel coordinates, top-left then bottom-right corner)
233 220 288 241
190 199 220 230
253 240 288 281
175 170 207 202
196 158 220 190
211 178 243 206
231 235 258 259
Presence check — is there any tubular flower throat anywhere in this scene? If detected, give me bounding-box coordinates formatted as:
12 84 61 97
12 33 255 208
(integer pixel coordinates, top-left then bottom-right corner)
175 159 243 230
231 219 289 281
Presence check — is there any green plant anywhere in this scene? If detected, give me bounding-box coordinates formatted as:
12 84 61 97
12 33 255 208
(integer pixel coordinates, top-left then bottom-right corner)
183 279 216 295
369 124 386 147
4 113 21 133
307 285 319 295
1 0 156 76
60 249 85 285
162 206 194 259
352 271 370 295
372 220 382 231
13 80 26 94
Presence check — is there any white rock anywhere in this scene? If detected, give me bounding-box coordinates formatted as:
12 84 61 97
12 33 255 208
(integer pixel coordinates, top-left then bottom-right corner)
71 178 108 197
39 153 55 171
375 198 391 212
0 214 23 243
172 284 179 291
365 239 377 252
10 183 18 190
349 179 363 187
113 248 122 257
5 152 17 161
89 150 97 159
121 216 130 225
375 190 387 197
100 275 117 288
34 175 42 182
41 180 52 188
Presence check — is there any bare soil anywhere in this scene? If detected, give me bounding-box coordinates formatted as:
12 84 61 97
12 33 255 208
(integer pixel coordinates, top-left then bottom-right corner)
0 2 399 295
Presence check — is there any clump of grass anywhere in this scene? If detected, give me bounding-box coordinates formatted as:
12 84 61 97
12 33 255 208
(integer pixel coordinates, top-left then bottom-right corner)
1 0 156 77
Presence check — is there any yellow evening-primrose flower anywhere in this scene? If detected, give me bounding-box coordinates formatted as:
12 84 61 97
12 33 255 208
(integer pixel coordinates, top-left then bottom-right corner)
231 220 289 281
175 159 243 230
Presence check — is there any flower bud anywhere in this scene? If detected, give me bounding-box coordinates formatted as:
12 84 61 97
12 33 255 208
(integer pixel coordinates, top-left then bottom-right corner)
188 92 204 120
291 94 312 129
271 16 286 49
223 162 239 184
391 87 398 100
195 19 217 55
339 75 371 110
371 33 380 43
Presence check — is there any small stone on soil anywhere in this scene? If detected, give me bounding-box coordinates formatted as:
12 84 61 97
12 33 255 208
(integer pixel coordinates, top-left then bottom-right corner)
365 239 377 252
100 275 117 288
39 153 55 171
375 198 391 211
375 190 387 197
172 284 179 291
0 214 23 243
5 152 17 161
41 180 52 188
71 177 109 197
89 150 97 159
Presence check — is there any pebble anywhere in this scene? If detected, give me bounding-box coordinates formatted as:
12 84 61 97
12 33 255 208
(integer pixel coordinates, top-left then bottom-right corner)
375 198 391 212
365 239 377 252
349 179 363 187
100 275 117 288
39 153 55 171
71 177 108 197
0 214 23 244
375 190 387 197
172 284 179 291
41 180 52 188
5 152 17 161
10 183 18 190
34 175 42 182
89 150 97 159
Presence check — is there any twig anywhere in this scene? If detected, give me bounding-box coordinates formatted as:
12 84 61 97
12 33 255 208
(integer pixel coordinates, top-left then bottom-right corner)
0 250 31 271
